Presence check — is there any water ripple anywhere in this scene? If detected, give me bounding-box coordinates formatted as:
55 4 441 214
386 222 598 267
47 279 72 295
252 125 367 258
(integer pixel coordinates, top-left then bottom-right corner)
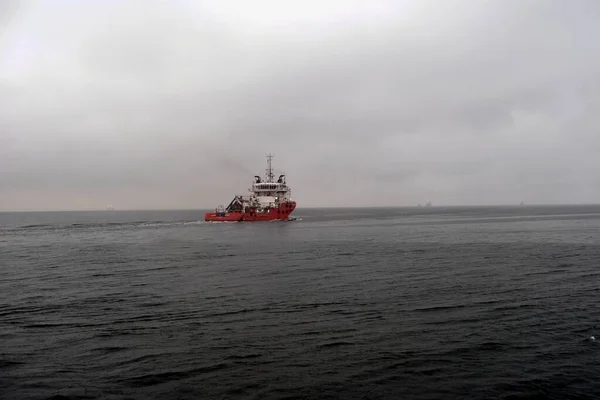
1 207 600 399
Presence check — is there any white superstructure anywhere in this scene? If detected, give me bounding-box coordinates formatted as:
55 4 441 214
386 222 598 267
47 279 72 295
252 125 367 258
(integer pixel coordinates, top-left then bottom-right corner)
248 153 293 206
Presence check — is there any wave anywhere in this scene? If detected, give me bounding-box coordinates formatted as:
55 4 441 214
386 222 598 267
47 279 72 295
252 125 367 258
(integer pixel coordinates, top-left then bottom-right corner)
4 220 211 233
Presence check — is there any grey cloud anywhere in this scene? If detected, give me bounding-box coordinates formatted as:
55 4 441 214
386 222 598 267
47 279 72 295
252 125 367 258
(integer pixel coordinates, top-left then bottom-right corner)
0 0 24 31
2 0 600 210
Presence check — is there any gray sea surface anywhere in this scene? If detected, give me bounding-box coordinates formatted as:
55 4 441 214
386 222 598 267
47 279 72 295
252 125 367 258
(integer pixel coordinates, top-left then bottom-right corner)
1 206 599 399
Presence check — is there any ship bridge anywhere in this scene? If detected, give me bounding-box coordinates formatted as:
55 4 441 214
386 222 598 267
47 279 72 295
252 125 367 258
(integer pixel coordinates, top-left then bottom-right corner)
249 154 292 206
253 182 288 192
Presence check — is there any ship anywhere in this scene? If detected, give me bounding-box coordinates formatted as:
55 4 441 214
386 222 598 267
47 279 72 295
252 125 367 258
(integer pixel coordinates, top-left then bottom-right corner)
204 154 297 222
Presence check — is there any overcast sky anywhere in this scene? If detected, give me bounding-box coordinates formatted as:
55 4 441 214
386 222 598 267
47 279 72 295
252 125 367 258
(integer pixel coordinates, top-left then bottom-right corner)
1 0 600 210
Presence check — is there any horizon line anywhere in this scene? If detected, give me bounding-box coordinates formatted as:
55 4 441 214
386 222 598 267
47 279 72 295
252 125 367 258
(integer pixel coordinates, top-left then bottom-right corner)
1 203 600 213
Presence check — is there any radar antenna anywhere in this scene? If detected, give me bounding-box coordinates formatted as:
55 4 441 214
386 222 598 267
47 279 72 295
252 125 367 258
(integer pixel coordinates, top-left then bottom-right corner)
266 153 274 182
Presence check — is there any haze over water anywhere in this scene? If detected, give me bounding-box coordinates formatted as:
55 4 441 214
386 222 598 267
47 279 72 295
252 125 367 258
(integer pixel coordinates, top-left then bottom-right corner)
2 205 599 399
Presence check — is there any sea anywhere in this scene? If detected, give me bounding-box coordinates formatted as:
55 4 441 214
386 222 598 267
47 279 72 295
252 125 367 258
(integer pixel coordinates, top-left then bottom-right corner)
1 205 599 399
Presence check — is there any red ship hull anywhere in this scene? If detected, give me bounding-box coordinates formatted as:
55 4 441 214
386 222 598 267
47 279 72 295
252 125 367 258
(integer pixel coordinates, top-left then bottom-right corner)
205 201 296 222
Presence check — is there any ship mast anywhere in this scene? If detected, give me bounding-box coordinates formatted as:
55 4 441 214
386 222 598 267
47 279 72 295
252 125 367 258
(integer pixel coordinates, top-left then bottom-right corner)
266 153 274 183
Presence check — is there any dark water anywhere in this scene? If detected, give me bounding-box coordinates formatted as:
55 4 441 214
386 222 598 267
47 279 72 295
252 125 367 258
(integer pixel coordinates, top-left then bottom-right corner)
1 206 599 399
